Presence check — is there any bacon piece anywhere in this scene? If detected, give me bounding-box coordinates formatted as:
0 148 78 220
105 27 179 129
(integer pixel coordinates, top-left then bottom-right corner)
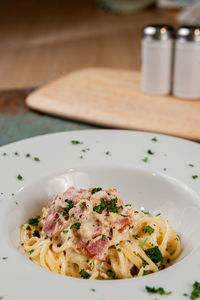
87 237 109 261
117 217 130 233
42 203 68 237
61 187 80 203
69 204 86 219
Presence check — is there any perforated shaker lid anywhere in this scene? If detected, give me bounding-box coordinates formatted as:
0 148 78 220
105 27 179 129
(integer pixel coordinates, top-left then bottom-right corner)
143 24 174 41
176 26 200 42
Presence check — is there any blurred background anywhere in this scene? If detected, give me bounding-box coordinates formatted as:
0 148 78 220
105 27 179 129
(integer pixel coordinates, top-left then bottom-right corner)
1 0 197 90
1 0 200 145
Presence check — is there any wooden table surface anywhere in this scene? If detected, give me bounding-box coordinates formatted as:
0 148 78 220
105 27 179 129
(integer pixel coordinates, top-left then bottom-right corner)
0 90 97 146
0 0 176 90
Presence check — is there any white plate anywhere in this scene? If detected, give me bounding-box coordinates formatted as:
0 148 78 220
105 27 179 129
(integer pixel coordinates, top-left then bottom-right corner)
1 129 200 300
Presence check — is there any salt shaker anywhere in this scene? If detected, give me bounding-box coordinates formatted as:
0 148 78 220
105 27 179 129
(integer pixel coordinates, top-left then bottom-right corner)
142 25 174 95
173 26 200 99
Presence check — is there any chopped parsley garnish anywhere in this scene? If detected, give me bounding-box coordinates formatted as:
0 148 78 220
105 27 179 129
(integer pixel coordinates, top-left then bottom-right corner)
2 257 8 260
117 248 122 252
90 260 95 269
145 246 163 263
91 288 96 292
70 222 81 230
140 238 148 248
33 230 40 238
29 249 34 254
79 269 90 279
152 137 157 142
142 210 149 215
142 157 148 162
2 152 7 156
120 214 127 217
143 225 154 235
63 230 68 234
17 174 23 180
67 237 71 240
142 261 148 268
93 200 107 213
105 275 118 280
145 286 172 295
28 218 39 226
79 202 86 207
107 198 123 213
71 140 83 145
192 175 198 179
132 235 138 240
80 155 84 159
155 213 161 216
102 234 106 241
14 152 19 156
15 202 18 205
26 225 31 231
70 214 74 219
189 164 194 167
26 153 31 157
125 204 132 206
93 198 122 214
98 274 102 280
62 200 74 216
91 187 102 194
34 157 40 162
143 270 148 276
147 149 154 155
105 151 110 155
191 281 200 299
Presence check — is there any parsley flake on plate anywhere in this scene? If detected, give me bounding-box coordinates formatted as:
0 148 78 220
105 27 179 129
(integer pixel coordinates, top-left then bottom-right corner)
142 157 148 162
71 140 83 145
145 286 172 295
29 249 34 254
192 175 198 179
152 137 157 142
189 164 194 167
26 153 31 157
105 151 110 155
147 149 154 155
14 152 19 156
17 174 23 180
34 157 40 162
190 281 200 299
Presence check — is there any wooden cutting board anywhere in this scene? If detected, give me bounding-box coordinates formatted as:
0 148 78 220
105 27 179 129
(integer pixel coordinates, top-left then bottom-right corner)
26 68 200 141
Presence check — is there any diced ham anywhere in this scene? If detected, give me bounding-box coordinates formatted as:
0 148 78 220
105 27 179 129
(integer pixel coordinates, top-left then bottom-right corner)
42 205 68 237
87 237 109 261
69 204 86 219
117 217 130 233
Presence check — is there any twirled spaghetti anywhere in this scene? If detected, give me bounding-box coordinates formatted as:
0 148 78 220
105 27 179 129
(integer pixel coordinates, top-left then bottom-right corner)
21 187 181 279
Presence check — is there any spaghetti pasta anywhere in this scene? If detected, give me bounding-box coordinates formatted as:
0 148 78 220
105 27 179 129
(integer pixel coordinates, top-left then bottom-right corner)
21 187 181 279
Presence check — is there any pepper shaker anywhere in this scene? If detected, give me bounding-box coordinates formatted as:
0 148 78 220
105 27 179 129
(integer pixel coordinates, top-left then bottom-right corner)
173 26 200 99
141 25 174 95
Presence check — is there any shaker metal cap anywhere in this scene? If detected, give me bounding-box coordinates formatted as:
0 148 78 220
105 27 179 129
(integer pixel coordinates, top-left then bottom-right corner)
176 26 200 42
143 25 174 41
